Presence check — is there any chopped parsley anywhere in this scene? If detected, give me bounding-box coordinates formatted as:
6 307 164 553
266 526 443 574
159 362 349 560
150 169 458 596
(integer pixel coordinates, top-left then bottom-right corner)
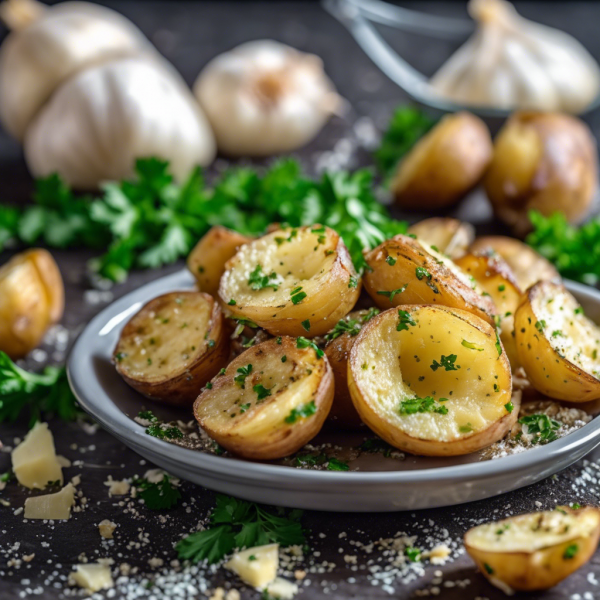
285 401 317 424
290 286 307 305
535 320 547 333
376 284 408 302
459 423 473 433
563 544 579 560
301 319 311 332
234 364 253 388
415 266 432 281
296 337 324 358
325 308 380 341
386 256 397 266
484 563 494 575
430 354 460 372
461 339 484 352
518 414 561 444
326 458 350 471
405 547 421 562
399 396 448 416
145 424 184 440
348 276 359 289
253 384 272 401
248 265 279 291
397 309 416 332
228 299 237 306
504 401 514 413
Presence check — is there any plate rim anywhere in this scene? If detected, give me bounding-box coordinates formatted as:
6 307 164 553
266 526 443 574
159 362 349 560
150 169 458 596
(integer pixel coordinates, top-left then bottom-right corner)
67 270 600 485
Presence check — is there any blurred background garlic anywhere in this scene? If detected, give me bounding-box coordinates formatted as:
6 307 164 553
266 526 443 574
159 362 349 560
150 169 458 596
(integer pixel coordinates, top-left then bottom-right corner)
430 0 600 113
0 0 215 188
194 40 342 157
25 57 216 188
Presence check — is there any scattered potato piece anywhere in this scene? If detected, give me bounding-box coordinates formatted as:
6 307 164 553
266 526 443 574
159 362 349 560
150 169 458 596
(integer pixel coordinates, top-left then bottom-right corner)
11 422 63 489
187 226 252 297
515 281 600 402
24 483 75 520
70 563 114 593
348 306 516 456
408 217 474 260
465 507 600 592
225 543 279 588
194 337 333 459
114 291 229 405
0 248 64 358
219 226 360 337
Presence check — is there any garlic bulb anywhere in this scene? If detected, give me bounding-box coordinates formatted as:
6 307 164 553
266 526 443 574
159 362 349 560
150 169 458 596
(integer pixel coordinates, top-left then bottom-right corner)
0 0 152 141
430 0 600 113
194 40 341 156
24 57 216 188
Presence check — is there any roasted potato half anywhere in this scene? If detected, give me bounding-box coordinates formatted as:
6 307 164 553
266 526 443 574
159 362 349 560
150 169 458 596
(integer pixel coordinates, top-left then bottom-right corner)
194 337 334 459
324 308 380 428
219 226 360 337
515 281 600 402
465 507 600 592
348 306 516 456
363 235 495 325
484 112 598 235
114 291 229 405
455 252 522 369
469 235 560 291
408 217 474 260
187 226 252 297
0 249 64 358
391 112 492 210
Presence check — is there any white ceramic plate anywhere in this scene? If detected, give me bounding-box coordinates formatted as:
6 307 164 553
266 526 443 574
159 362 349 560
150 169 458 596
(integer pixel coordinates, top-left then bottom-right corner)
67 270 600 512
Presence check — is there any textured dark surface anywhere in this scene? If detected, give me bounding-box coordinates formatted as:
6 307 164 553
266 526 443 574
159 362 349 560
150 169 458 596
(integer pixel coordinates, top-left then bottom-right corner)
1 2 600 599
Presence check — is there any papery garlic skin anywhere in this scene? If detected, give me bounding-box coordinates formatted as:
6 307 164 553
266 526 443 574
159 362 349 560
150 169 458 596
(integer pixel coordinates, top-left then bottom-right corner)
194 40 340 156
0 0 152 141
24 57 216 189
430 0 600 113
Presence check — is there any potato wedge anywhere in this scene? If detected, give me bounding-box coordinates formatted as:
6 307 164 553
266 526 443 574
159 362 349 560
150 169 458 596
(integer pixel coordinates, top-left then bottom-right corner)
514 281 600 402
114 291 229 405
0 249 64 358
391 112 493 209
194 337 333 459
484 112 597 235
187 226 252 297
455 252 522 369
408 217 474 260
363 235 495 326
219 226 360 337
469 235 560 291
465 507 600 592
348 306 515 456
324 308 380 428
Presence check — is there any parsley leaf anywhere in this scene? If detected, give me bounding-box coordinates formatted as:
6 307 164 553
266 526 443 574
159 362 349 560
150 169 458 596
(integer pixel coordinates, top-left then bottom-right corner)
133 475 181 510
285 401 317 424
518 414 561 444
326 457 350 471
399 396 448 416
253 384 272 401
430 354 460 372
397 309 416 332
0 352 79 424
175 495 305 564
234 364 253 388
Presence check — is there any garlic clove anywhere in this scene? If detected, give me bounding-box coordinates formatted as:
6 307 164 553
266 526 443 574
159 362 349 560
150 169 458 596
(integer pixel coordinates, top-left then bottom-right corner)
24 56 216 189
430 0 600 113
0 0 153 141
194 39 341 157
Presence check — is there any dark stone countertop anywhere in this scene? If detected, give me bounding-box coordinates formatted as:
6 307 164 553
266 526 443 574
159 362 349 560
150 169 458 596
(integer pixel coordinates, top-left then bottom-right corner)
1 2 600 599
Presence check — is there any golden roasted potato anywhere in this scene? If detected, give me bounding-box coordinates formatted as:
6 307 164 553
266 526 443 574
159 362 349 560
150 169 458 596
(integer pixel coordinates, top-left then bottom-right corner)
348 306 516 456
114 291 229 405
363 234 495 326
391 112 492 209
465 507 600 593
194 337 334 459
0 249 64 358
324 308 380 428
455 252 522 369
187 226 251 297
484 112 598 235
469 235 560 291
408 217 475 260
219 226 360 337
514 281 600 403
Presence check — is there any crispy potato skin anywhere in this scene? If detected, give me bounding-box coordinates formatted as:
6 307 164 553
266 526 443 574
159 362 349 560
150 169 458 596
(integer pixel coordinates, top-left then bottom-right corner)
465 508 600 591
194 337 334 459
408 217 474 260
484 112 598 235
469 235 560 291
187 226 252 297
455 252 522 369
391 112 492 209
219 226 360 337
363 234 495 325
348 306 516 457
114 292 229 406
514 282 600 402
0 249 64 359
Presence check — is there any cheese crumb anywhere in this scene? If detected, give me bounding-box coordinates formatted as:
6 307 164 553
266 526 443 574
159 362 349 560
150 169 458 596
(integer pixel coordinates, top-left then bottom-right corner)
225 543 279 588
98 519 117 539
69 563 114 592
23 483 75 520
104 477 130 496
424 544 451 565
11 422 63 489
264 577 298 600
148 557 164 568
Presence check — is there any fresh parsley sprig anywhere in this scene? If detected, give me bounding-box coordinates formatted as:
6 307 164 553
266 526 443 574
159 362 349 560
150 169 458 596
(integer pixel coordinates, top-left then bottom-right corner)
132 475 181 510
0 352 79 424
175 495 305 564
